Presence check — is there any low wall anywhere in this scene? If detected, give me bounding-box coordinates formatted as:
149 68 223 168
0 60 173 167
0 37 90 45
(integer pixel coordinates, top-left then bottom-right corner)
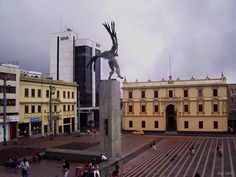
45 148 101 163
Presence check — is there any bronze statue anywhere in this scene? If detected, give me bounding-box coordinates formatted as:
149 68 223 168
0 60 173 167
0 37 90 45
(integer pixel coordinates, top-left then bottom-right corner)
87 21 124 80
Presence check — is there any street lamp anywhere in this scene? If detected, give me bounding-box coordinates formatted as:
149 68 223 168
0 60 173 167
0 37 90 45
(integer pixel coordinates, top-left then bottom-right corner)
49 85 55 140
2 74 8 145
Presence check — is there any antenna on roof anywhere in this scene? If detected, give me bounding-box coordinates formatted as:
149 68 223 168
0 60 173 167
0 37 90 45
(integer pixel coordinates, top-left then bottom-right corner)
169 54 172 80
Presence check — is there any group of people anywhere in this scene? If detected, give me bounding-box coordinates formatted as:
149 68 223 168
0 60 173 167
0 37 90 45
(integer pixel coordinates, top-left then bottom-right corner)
5 157 29 177
32 150 41 162
75 158 100 177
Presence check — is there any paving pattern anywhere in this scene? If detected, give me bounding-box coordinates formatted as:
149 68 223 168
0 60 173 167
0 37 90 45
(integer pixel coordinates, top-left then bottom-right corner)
1 134 236 177
123 136 236 177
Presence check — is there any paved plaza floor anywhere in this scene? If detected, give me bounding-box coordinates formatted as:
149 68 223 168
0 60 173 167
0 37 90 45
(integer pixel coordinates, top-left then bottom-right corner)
0 133 236 177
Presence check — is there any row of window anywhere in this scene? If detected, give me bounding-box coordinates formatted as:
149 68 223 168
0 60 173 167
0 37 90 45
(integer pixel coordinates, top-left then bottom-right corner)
128 120 219 129
0 72 16 81
24 104 75 114
0 99 16 106
184 121 218 129
24 88 74 99
128 104 218 113
0 86 16 93
128 88 218 99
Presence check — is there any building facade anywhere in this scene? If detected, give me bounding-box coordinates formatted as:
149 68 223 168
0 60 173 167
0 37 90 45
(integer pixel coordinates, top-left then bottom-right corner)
19 75 77 137
50 29 101 130
228 84 236 130
0 64 20 143
122 76 228 133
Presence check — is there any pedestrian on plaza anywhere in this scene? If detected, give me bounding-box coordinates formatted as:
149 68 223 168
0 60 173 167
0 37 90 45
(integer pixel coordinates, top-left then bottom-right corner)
149 143 153 150
216 145 222 157
110 165 121 177
101 154 108 161
20 158 29 177
61 159 70 177
195 172 201 177
152 143 157 151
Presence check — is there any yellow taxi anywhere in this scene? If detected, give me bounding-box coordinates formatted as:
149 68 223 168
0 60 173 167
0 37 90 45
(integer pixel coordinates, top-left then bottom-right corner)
132 130 144 135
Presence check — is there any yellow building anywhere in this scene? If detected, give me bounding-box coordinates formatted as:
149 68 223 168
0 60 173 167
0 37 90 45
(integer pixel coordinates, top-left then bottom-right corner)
19 75 78 137
122 76 228 133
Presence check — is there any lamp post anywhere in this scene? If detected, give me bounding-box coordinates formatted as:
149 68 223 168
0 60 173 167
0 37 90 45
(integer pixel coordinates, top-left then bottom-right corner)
49 85 55 140
2 74 7 145
77 90 80 131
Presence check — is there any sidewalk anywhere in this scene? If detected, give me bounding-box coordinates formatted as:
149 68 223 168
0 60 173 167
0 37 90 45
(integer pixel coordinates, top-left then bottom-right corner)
0 133 158 177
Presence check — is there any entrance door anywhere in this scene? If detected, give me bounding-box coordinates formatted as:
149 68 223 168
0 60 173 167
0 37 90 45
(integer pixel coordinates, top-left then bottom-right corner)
10 122 17 140
54 122 57 135
166 104 177 131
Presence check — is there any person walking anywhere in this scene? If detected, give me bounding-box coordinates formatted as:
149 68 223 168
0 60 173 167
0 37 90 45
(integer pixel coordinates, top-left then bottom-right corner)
20 158 29 177
62 159 70 177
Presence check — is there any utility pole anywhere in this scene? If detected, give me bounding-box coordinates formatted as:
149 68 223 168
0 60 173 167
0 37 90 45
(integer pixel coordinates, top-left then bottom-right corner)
49 85 55 140
3 74 7 145
77 90 80 131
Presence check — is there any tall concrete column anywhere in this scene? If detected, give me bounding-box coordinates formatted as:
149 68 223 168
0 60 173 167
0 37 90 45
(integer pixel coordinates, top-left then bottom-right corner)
99 80 121 159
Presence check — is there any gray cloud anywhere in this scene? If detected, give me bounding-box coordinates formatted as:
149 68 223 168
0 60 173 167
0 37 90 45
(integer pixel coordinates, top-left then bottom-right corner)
0 0 235 83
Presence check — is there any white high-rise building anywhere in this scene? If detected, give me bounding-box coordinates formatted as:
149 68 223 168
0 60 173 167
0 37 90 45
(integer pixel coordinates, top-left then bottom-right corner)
50 29 77 82
50 28 101 130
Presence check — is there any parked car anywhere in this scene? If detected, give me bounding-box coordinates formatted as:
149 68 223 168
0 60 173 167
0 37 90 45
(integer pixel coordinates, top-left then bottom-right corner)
132 130 144 135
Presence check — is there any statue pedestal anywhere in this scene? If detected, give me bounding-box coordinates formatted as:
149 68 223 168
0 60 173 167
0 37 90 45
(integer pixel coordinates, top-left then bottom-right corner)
99 80 121 159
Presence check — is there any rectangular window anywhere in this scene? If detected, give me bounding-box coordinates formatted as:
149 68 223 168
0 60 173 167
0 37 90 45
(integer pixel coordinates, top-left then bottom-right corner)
169 90 173 97
129 121 133 128
54 105 57 112
68 91 70 98
63 105 66 111
46 90 49 98
31 89 35 97
57 91 60 98
0 73 16 81
154 91 158 98
154 105 158 112
141 91 145 98
72 105 74 111
38 105 41 113
184 105 189 112
129 105 133 112
184 121 189 129
72 92 74 99
141 121 146 128
213 89 218 97
0 86 16 93
198 104 203 112
0 99 15 106
31 105 35 113
63 91 66 98
141 105 146 112
25 88 29 97
213 121 218 129
184 90 188 97
68 105 70 111
198 89 203 97
199 121 203 129
25 105 29 113
38 89 41 98
155 121 159 128
128 91 132 99
214 104 218 112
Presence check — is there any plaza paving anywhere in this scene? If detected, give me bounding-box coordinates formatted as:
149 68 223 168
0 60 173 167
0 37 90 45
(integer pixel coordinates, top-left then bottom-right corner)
0 134 235 177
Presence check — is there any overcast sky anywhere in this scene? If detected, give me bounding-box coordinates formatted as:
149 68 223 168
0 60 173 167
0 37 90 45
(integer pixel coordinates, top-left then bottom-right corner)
0 0 236 83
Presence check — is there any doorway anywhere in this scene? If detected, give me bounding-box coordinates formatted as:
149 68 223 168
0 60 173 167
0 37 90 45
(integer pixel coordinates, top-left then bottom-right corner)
166 104 177 131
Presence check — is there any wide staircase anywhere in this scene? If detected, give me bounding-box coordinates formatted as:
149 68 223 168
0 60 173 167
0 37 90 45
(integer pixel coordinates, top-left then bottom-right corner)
123 136 236 177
